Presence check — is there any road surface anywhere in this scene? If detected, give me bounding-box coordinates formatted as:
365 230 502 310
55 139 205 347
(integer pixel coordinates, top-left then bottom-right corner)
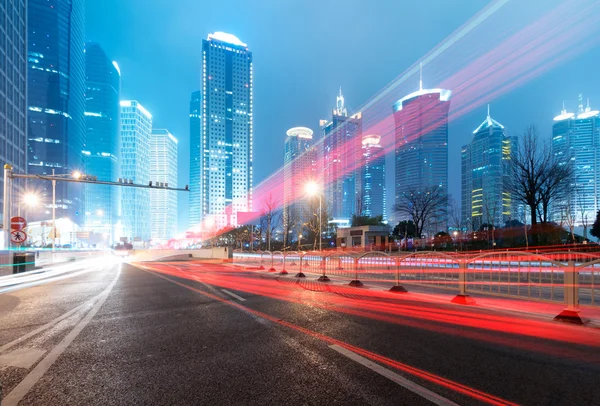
1 257 599 405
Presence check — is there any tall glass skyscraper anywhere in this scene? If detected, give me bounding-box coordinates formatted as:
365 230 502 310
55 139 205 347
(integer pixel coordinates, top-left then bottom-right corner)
120 100 152 243
27 0 85 221
393 77 451 232
0 0 27 221
150 129 178 242
83 43 121 243
360 135 386 220
461 107 513 230
283 127 318 233
188 90 201 230
552 96 600 226
200 32 253 230
322 89 362 226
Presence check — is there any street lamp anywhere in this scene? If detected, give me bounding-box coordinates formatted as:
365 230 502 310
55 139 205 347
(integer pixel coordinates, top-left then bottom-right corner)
305 182 322 252
19 192 39 217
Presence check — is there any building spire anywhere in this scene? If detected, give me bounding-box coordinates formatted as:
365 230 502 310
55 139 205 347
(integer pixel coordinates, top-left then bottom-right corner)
335 87 347 117
419 62 423 91
487 104 490 118
578 93 584 114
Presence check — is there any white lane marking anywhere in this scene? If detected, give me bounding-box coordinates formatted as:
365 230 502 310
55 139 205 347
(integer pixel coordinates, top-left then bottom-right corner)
0 348 46 369
2 266 121 406
0 296 92 354
221 289 246 302
329 344 460 406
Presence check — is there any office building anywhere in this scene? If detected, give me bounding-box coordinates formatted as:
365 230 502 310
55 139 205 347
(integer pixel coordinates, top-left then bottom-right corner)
283 127 318 235
120 100 152 243
150 129 178 242
322 88 362 227
27 0 85 221
552 96 600 226
461 106 513 230
361 135 386 220
393 70 451 232
0 0 27 223
188 90 201 230
199 32 253 230
83 43 121 243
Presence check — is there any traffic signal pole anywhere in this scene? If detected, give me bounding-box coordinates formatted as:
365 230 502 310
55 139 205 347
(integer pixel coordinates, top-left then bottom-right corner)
2 167 189 250
3 164 12 250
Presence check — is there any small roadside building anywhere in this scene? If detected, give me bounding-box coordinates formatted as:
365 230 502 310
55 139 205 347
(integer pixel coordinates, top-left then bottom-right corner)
336 225 390 250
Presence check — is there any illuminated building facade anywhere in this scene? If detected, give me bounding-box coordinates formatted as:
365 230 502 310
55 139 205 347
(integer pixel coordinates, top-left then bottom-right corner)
120 100 152 242
27 0 86 221
0 0 27 220
461 106 513 230
322 89 362 227
393 73 451 233
200 32 253 230
283 127 318 235
552 96 600 226
83 43 121 243
150 129 178 242
188 90 201 229
361 135 386 221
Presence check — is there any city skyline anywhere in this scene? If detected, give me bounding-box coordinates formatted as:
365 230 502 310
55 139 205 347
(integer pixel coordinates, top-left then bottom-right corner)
86 0 600 232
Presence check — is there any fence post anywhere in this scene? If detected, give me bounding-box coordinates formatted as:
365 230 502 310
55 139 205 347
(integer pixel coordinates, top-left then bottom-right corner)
390 256 408 293
268 252 276 272
554 260 583 324
317 254 330 282
295 254 306 278
258 253 265 270
349 257 363 287
280 253 288 275
451 261 476 304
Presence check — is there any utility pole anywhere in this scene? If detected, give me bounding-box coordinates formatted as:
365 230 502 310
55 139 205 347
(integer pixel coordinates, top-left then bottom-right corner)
3 164 12 250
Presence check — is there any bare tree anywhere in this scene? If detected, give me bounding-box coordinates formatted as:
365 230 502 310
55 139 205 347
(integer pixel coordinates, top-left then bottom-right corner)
260 193 281 251
576 187 590 240
449 198 465 249
281 206 297 251
394 186 448 238
303 197 330 250
508 125 573 227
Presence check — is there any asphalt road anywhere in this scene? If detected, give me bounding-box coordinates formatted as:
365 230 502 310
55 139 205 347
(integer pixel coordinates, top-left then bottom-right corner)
1 258 599 405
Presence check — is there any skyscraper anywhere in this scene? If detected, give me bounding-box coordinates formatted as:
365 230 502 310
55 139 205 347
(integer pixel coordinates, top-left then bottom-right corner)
150 129 178 242
200 32 253 230
360 135 386 220
393 71 451 232
322 89 362 226
552 96 600 228
27 0 85 220
188 90 201 230
461 106 513 230
120 100 152 243
0 0 27 220
83 43 121 243
283 127 318 235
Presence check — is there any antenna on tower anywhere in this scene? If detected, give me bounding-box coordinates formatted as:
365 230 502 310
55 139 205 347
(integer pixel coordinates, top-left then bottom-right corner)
487 104 490 117
578 93 584 113
419 62 423 91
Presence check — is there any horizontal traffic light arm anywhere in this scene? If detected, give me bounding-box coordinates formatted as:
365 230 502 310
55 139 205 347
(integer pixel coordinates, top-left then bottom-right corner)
10 173 190 192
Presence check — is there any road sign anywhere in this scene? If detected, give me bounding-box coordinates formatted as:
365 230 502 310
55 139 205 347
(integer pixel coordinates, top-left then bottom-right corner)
10 230 27 244
11 216 27 231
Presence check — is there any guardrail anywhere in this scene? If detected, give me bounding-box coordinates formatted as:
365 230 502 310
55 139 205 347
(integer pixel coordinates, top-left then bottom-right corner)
233 250 600 324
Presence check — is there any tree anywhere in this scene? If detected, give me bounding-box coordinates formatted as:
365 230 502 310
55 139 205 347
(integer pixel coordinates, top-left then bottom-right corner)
303 197 330 250
392 220 416 238
351 214 384 227
577 187 590 240
259 193 281 251
508 125 574 227
590 210 600 242
393 186 448 238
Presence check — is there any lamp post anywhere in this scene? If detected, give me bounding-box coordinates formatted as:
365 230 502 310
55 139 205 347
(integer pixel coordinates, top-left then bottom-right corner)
305 182 322 252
